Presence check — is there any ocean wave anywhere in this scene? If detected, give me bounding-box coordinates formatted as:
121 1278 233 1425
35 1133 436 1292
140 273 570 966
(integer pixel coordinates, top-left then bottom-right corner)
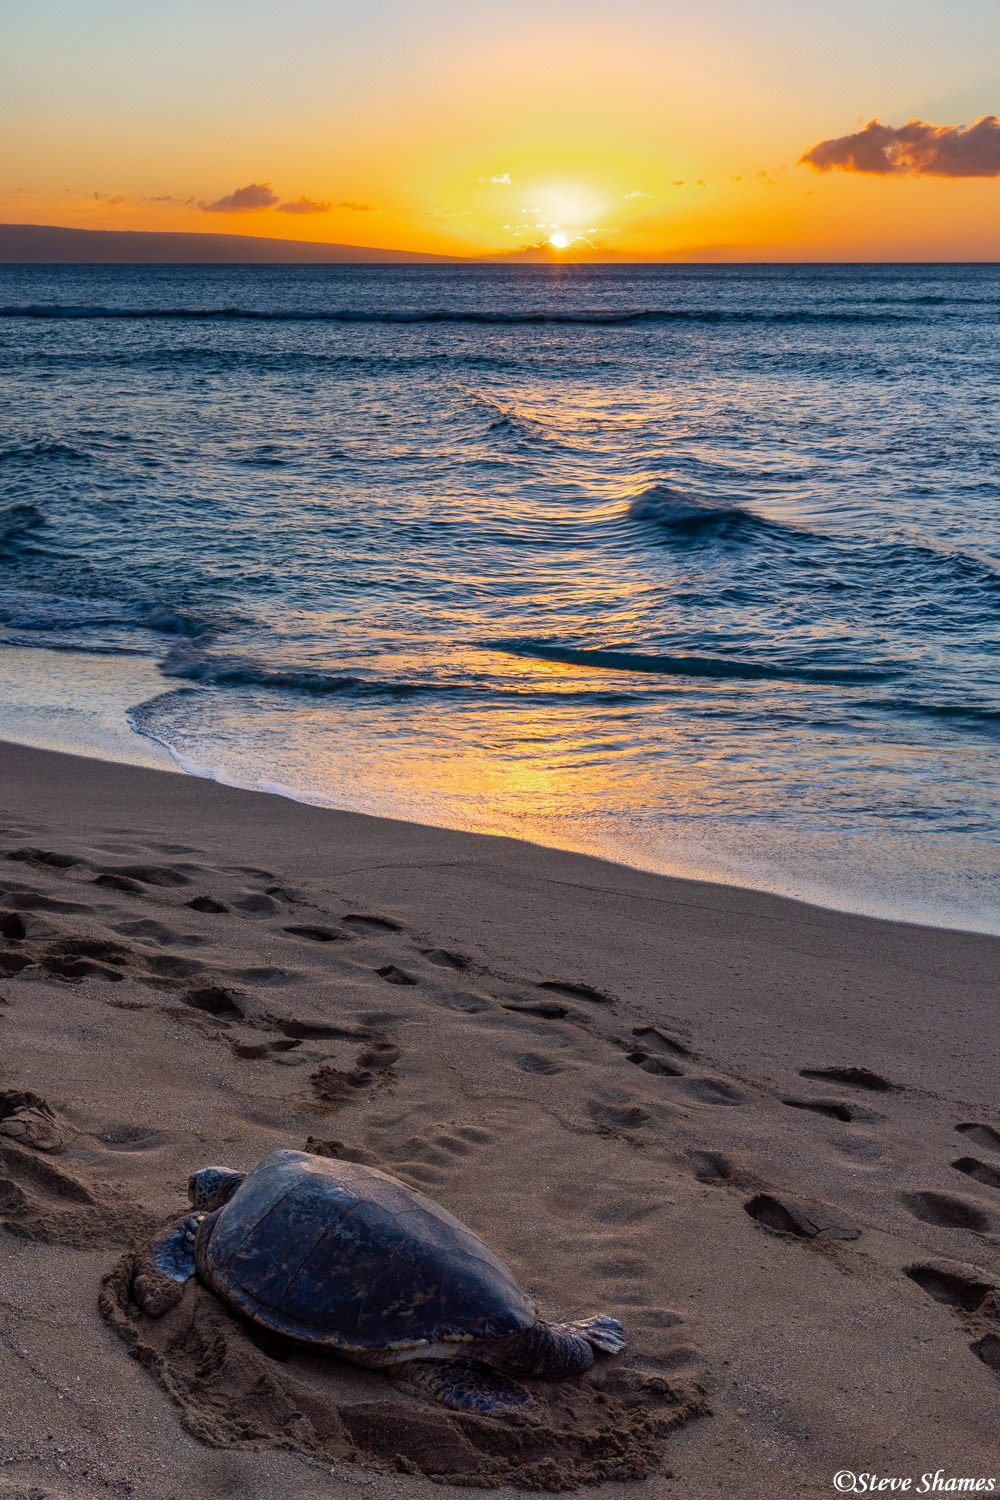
0 441 89 463
0 303 912 327
626 485 747 528
156 645 649 705
0 589 211 638
0 503 46 552
486 639 898 685
872 697 1000 730
159 644 430 697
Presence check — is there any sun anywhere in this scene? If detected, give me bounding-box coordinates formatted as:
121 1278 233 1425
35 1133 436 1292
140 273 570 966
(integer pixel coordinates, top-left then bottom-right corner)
548 231 570 249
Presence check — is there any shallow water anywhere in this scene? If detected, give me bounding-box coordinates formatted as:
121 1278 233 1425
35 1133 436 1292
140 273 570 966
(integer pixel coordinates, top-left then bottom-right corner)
1 262 998 930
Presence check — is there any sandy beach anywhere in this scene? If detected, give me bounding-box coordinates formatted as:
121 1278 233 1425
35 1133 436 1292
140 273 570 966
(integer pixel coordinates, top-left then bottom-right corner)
1 737 999 1499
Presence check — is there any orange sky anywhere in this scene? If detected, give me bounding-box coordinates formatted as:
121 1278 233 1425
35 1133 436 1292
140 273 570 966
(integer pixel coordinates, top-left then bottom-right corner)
4 0 1000 259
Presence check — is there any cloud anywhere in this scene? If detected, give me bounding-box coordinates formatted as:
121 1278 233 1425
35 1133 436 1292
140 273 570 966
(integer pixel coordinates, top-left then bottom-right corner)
277 196 332 214
479 173 511 184
800 116 1000 176
200 182 279 213
145 194 194 204
93 190 128 205
336 199 376 211
624 190 655 199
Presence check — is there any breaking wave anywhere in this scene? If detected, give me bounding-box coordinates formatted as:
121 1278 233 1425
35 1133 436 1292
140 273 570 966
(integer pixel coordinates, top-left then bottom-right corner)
626 485 747 528
486 639 898 685
0 303 909 326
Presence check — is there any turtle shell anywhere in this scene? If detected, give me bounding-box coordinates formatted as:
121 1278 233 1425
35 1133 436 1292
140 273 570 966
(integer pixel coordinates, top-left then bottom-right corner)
198 1149 537 1351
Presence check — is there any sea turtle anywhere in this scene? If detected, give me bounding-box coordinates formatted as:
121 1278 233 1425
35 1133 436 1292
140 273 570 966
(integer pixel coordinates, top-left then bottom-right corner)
149 1148 625 1411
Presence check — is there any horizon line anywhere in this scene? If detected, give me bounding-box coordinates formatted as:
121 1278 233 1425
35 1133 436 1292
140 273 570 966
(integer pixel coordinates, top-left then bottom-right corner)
2 223 999 267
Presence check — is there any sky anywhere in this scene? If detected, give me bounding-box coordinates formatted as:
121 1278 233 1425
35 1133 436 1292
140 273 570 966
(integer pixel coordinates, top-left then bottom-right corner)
3 0 1000 259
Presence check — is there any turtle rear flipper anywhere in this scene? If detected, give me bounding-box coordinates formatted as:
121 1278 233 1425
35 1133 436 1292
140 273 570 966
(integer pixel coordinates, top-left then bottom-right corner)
564 1314 626 1354
149 1214 202 1283
390 1359 529 1412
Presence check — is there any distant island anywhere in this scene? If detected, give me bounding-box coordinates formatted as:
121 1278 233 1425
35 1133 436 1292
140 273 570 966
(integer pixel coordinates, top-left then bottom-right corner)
0 223 462 264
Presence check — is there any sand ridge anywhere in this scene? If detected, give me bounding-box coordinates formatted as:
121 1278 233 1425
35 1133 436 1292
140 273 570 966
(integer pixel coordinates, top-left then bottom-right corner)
1 741 1000 1498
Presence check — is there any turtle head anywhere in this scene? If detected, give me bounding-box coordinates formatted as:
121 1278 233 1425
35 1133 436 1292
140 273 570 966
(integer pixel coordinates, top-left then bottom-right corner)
188 1166 245 1211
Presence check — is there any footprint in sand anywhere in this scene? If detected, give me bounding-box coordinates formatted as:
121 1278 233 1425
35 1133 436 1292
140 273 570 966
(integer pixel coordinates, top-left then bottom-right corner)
94 873 147 894
689 1151 737 1183
369 1123 494 1188
799 1066 897 1093
515 1051 565 1075
421 948 469 969
627 1050 683 1078
906 1263 1000 1379
631 1025 691 1058
232 893 282 917
344 914 404 934
538 980 612 1005
676 1077 746 1107
502 995 574 1019
232 966 300 987
955 1123 1000 1151
232 1038 303 1063
901 1190 992 1233
782 1097 854 1122
283 924 347 942
103 864 194 887
8 891 93 914
309 1039 400 1112
431 990 495 1014
42 937 129 983
376 965 417 985
6 848 81 871
587 1100 651 1131
113 919 206 949
145 953 206 980
905 1263 993 1312
589 1194 664 1226
181 984 247 1021
0 911 27 940
745 1191 859 1242
186 895 229 913
952 1158 1000 1190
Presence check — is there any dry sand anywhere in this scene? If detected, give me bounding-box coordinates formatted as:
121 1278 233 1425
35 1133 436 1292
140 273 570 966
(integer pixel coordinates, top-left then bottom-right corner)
0 739 998 1500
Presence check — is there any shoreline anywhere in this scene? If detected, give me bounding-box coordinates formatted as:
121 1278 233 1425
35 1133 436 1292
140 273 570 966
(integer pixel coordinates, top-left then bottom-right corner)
2 735 1000 1495
1 635 997 938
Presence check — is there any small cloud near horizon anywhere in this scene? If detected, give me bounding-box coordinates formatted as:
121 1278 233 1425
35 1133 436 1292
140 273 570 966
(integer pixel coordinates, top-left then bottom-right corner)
93 190 128 205
201 182 279 213
146 194 194 205
277 196 332 214
801 116 1000 175
337 199 376 211
624 190 655 199
479 173 511 184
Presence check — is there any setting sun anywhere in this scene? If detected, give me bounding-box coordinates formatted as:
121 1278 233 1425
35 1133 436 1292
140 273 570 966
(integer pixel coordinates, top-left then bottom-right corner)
548 231 569 249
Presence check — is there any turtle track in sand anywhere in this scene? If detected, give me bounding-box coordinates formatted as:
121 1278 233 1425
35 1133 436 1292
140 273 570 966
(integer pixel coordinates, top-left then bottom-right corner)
100 1249 705 1491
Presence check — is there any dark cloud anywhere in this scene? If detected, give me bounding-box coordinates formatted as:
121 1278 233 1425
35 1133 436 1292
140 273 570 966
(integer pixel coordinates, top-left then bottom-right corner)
337 199 376 212
277 196 332 214
801 116 1000 176
200 182 279 213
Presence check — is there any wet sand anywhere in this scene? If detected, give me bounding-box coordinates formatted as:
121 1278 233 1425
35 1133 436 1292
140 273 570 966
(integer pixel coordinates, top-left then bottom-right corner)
1 738 999 1499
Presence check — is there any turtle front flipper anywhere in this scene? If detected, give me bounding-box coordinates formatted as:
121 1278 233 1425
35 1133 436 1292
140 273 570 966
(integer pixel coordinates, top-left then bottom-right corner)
149 1214 203 1282
390 1358 530 1412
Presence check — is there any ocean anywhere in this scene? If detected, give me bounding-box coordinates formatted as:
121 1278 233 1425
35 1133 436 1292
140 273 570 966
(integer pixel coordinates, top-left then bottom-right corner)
1 261 998 932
